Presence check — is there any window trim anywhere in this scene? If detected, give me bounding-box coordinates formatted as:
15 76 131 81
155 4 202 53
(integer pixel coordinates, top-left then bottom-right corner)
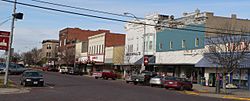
159 43 163 50
195 38 199 47
182 40 186 48
169 41 173 49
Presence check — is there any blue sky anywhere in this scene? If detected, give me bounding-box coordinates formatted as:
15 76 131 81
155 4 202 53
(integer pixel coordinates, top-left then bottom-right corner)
0 0 250 53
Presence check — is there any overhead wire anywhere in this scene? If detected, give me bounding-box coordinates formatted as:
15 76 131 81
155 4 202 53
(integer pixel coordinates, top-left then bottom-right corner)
1 0 250 36
31 0 250 34
0 18 11 26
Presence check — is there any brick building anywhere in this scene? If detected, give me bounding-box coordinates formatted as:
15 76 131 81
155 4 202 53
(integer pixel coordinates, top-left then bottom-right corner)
87 32 125 72
58 28 110 65
41 39 59 66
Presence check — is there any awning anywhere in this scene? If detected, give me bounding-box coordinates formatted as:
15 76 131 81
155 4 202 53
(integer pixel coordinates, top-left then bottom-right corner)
134 56 155 65
195 53 250 68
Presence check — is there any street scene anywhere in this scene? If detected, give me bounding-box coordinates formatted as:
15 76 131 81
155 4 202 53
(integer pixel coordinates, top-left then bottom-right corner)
1 0 250 101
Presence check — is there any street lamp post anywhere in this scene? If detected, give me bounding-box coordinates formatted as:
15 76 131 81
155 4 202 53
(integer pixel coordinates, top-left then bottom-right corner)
4 0 23 86
124 12 146 73
4 0 17 86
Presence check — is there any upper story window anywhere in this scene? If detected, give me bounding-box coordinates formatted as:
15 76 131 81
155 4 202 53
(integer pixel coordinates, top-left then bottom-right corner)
47 44 52 49
96 45 99 54
59 41 62 47
182 40 186 48
159 43 163 50
102 44 104 53
169 41 173 49
64 39 66 45
149 41 153 50
195 38 199 47
130 45 133 52
46 52 51 57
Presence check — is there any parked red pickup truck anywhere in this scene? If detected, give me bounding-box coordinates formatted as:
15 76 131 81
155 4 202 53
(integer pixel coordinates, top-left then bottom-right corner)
93 71 117 80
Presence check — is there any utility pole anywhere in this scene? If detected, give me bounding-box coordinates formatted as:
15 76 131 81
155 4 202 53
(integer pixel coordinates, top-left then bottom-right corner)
4 0 23 86
4 0 17 86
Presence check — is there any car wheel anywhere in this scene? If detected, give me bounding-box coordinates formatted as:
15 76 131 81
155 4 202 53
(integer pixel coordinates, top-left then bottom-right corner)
20 81 23 85
95 77 98 79
133 82 138 85
165 87 169 89
150 84 154 87
126 81 129 83
112 78 116 80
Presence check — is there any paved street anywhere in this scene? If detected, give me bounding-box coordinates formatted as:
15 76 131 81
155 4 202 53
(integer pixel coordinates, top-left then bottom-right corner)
0 72 235 101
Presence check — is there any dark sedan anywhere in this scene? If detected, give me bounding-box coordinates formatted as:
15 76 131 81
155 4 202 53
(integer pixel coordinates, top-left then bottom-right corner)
20 70 44 87
164 77 192 91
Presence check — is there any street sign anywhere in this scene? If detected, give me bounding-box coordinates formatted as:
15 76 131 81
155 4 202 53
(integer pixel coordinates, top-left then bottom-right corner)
0 31 10 51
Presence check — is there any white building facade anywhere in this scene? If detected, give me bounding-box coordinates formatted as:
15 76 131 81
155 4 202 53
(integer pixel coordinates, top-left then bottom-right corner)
88 33 105 63
124 13 170 67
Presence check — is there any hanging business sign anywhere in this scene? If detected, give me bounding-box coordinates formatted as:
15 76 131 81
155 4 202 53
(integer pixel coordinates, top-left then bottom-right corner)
89 55 104 62
0 31 10 51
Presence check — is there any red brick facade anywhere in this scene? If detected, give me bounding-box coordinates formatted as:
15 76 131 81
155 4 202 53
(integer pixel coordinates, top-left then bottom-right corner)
105 33 125 47
58 28 110 64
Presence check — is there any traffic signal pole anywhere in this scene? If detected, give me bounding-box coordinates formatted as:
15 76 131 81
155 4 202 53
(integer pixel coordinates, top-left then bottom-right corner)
4 0 17 87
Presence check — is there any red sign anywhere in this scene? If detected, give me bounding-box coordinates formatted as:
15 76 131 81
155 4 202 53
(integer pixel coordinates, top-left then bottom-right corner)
144 56 149 65
0 31 10 51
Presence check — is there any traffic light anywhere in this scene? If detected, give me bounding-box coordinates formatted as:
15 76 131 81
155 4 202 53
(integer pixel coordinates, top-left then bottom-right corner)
144 56 149 65
13 13 23 20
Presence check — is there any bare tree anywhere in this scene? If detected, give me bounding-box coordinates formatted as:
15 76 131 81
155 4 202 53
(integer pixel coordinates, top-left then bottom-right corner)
21 48 43 66
205 23 250 93
61 48 75 66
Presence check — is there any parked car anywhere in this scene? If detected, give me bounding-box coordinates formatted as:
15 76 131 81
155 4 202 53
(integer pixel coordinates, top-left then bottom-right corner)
131 71 157 85
59 66 69 74
125 75 133 83
42 66 49 71
93 71 102 79
0 63 5 74
67 66 84 75
102 71 117 80
149 76 165 87
0 63 27 75
20 70 44 87
47 66 59 72
164 77 193 90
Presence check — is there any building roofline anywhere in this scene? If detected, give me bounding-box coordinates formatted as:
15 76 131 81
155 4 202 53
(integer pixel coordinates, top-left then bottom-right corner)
42 39 59 44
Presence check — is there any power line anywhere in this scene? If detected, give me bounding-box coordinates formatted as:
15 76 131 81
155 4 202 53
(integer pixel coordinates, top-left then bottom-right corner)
0 18 11 26
31 0 250 34
31 0 136 19
1 0 250 36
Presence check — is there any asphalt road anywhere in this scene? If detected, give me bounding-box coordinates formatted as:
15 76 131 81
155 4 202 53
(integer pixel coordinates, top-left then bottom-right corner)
0 72 234 101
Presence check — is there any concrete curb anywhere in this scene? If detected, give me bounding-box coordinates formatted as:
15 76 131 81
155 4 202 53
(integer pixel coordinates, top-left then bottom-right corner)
0 88 30 94
183 90 250 101
222 96 250 101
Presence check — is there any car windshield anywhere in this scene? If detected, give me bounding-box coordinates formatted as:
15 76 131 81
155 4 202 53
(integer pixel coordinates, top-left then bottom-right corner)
24 72 42 77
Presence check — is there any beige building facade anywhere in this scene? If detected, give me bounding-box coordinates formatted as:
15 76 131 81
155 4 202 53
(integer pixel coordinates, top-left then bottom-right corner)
41 39 59 65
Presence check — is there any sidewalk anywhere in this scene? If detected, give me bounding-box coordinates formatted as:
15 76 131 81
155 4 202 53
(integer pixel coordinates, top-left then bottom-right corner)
0 75 30 95
187 84 250 101
0 88 30 94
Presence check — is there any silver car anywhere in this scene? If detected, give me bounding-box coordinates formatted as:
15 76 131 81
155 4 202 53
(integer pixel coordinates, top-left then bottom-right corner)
1 63 27 74
149 76 165 87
